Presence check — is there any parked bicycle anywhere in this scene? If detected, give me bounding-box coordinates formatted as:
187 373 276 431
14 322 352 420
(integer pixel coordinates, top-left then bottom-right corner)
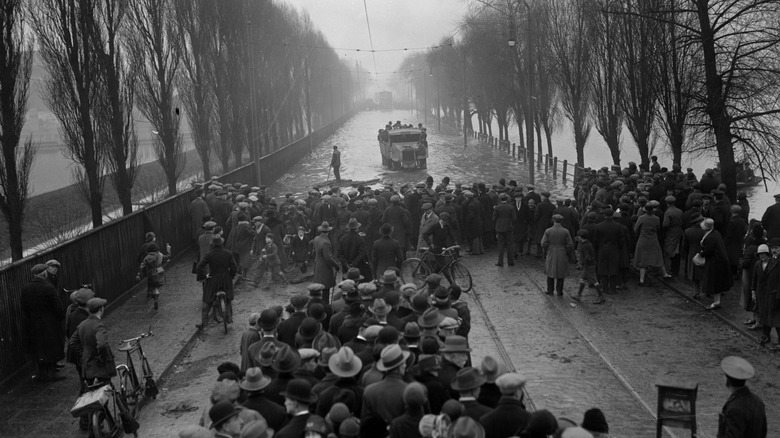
116 328 157 417
215 290 229 334
400 245 473 292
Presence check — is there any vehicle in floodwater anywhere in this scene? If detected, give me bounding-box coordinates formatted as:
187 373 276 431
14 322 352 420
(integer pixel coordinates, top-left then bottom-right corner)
378 128 428 170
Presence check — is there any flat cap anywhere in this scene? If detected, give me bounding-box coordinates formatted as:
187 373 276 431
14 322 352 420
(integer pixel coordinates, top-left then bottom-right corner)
86 297 107 312
496 372 527 394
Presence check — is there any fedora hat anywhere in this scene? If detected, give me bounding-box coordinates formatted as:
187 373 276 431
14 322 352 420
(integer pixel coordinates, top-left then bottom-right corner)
480 356 504 383
317 221 333 232
441 335 471 353
451 367 487 392
345 267 364 282
380 270 398 284
258 309 280 331
369 298 391 316
328 346 363 377
298 317 322 340
239 367 272 392
255 342 279 367
318 346 339 367
271 345 301 374
312 331 341 352
376 344 411 372
280 378 318 405
346 218 361 230
209 401 241 429
418 308 444 328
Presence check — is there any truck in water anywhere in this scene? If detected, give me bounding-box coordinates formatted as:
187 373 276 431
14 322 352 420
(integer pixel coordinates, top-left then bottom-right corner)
378 127 428 170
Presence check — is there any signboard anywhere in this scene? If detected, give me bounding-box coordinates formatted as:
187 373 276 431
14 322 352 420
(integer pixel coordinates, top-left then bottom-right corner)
656 379 698 438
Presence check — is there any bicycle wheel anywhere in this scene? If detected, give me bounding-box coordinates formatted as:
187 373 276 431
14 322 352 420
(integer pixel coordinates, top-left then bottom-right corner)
400 258 430 288
90 408 116 438
220 297 228 334
117 367 139 416
450 261 473 293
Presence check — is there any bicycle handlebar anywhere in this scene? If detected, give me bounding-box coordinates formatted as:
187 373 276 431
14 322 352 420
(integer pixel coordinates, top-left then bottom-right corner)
63 283 94 293
120 331 153 345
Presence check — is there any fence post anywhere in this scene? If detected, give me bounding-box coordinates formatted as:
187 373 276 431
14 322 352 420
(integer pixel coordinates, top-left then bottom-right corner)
562 159 568 182
553 156 558 178
544 155 549 172
512 143 516 158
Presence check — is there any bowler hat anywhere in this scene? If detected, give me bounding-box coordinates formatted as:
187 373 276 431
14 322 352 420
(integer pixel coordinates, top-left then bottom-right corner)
380 223 393 236
376 344 411 372
404 322 422 339
418 308 445 328
271 345 301 373
378 326 400 345
298 317 322 340
441 335 471 352
239 367 272 392
317 222 333 232
420 335 441 354
307 303 327 322
451 367 487 392
280 379 318 404
209 401 241 428
582 408 609 433
411 292 431 313
721 356 755 379
328 346 363 377
259 309 280 330
433 286 450 299
345 267 364 282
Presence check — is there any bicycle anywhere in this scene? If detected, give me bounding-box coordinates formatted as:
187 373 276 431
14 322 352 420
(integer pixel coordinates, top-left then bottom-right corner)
71 380 136 438
116 329 157 417
215 290 229 334
400 245 473 292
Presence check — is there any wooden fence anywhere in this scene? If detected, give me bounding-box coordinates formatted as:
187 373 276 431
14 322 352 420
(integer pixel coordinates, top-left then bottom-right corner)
0 113 351 386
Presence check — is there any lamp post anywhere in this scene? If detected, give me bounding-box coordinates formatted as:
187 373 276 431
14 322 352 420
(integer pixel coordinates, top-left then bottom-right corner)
423 70 428 125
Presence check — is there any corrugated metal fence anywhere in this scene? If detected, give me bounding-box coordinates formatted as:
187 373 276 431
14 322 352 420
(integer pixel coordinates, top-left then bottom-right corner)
0 114 350 385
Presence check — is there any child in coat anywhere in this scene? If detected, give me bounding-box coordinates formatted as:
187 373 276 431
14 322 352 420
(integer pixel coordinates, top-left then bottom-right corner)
137 242 171 310
573 230 605 304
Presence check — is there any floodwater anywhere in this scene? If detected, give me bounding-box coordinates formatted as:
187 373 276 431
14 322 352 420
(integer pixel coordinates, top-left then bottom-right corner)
271 109 778 220
271 109 573 199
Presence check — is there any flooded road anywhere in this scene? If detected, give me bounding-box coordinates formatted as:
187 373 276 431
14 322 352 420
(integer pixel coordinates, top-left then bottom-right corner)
271 109 573 198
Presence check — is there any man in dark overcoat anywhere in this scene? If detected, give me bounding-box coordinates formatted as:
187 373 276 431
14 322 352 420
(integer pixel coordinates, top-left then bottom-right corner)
312 222 340 293
717 356 766 438
382 195 413 253
337 218 371 281
212 191 234 235
761 194 780 239
493 193 517 267
371 223 405 281
190 187 211 240
69 297 116 384
196 236 237 329
593 209 625 294
480 373 530 438
21 264 65 382
533 191 555 257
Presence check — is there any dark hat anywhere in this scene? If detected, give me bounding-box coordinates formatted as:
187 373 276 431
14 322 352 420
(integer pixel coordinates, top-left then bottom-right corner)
328 346 362 377
308 303 327 321
347 301 363 316
577 229 590 239
271 345 301 373
317 222 333 232
442 400 465 422
425 273 442 286
203 221 217 229
209 401 241 430
433 286 450 299
71 288 95 305
255 342 279 367
239 367 272 392
420 335 440 354
582 408 609 433
403 382 428 409
380 270 398 284
290 294 309 308
31 264 48 275
411 291 431 313
86 297 107 312
418 308 445 328
212 236 225 247
298 317 322 340
346 218 361 230
768 238 780 247
451 367 487 392
380 223 393 236
339 418 360 438
404 322 421 339
441 335 471 352
378 326 400 345
307 283 326 296
376 344 411 372
523 409 558 435
259 309 280 330
280 378 318 404
417 354 442 372
384 290 401 307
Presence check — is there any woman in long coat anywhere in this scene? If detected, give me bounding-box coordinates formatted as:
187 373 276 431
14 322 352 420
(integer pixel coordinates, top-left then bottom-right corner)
462 191 484 254
541 214 573 296
633 204 671 285
751 244 780 344
699 218 733 309
20 270 65 381
740 222 765 327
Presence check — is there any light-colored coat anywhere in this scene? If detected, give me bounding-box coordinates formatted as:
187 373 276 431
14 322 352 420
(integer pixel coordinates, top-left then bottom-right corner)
417 211 439 250
541 223 573 278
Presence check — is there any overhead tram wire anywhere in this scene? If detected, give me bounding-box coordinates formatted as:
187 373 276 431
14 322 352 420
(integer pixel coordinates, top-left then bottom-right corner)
362 0 378 74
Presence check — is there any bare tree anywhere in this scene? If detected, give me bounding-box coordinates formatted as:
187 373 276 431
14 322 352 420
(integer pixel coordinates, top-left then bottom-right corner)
531 0 559 159
616 0 662 168
174 0 214 179
218 0 246 168
591 0 625 165
549 0 595 166
206 5 233 173
93 0 138 215
0 0 34 261
128 0 184 196
30 0 106 228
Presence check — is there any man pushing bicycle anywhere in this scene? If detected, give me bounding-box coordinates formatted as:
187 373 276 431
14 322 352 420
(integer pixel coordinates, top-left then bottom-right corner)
422 212 459 286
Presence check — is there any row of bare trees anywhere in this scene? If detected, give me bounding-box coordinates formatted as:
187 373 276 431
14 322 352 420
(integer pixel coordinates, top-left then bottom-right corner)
0 0 357 261
402 0 780 201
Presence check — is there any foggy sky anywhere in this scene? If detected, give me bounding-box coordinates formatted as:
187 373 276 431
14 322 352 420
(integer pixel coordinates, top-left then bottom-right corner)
284 0 470 88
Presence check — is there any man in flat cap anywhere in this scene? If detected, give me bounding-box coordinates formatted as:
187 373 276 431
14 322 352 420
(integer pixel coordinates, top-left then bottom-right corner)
717 356 766 438
21 264 65 382
69 298 116 385
480 373 530 438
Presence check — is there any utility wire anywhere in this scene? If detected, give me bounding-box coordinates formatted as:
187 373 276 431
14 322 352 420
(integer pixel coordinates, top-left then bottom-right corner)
362 0 379 74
